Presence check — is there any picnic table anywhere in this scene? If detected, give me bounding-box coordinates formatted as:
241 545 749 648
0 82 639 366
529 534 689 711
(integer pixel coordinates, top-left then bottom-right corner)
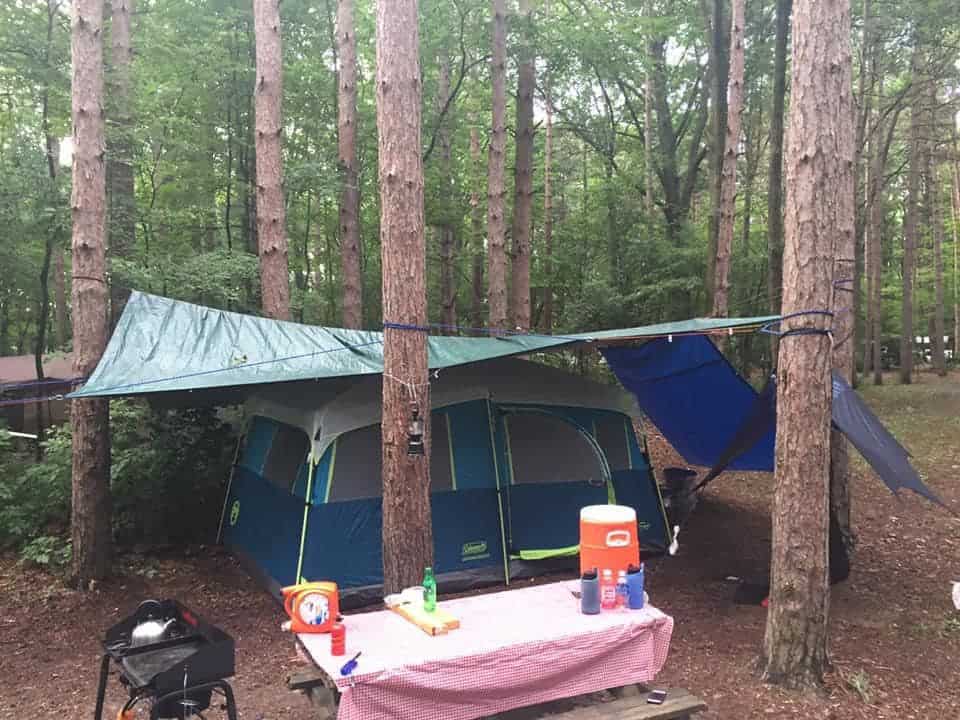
295 580 675 720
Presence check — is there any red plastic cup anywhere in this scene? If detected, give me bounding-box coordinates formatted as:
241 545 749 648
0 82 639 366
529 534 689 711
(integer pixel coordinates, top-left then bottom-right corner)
330 622 346 656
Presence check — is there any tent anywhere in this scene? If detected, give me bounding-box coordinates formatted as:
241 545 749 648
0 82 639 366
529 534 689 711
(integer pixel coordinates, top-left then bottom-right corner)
77 293 761 600
73 292 940 602
222 358 671 601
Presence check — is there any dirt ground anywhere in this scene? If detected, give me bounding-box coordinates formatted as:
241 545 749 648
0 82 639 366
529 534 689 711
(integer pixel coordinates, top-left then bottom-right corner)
0 371 957 719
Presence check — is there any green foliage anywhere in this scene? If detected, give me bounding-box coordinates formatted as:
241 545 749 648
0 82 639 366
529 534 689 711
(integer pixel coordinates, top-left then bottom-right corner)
19 535 71 570
0 425 71 550
0 401 238 555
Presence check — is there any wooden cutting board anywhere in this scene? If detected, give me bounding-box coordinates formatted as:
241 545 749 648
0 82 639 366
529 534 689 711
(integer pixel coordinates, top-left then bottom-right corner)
389 602 460 635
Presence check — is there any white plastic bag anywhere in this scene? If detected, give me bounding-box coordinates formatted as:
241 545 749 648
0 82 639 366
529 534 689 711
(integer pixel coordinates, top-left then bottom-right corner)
952 582 960 611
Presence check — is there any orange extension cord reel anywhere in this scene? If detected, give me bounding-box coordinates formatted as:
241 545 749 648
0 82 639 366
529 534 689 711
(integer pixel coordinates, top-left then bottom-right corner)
282 582 340 634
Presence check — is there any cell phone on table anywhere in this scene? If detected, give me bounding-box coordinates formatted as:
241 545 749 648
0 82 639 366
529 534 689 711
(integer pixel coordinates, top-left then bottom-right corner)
647 689 668 705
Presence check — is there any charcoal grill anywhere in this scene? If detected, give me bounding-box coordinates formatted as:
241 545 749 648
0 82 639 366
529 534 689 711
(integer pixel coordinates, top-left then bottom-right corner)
93 599 238 720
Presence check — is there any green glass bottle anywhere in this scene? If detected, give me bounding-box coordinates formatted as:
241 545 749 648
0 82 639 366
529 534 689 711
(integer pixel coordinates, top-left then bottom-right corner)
422 567 437 613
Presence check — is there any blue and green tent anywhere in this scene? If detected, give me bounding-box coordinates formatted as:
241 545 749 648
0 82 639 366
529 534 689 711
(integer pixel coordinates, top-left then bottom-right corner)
72 292 790 602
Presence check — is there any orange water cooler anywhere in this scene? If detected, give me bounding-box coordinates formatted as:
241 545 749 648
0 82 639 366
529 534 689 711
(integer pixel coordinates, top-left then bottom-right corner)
579 505 640 575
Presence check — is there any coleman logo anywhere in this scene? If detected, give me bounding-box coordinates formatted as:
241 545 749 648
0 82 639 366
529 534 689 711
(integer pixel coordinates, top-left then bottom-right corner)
462 540 490 561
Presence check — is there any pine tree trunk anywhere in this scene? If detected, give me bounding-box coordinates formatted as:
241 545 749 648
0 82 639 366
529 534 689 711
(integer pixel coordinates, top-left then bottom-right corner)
253 0 291 320
107 0 135 327
54 246 68 348
704 0 730 309
376 0 433 595
712 0 744 337
853 0 874 386
951 149 960 360
762 0 850 688
644 72 654 214
830 0 858 576
487 0 508 331
543 58 555 334
510 0 534 331
437 49 457 332
901 47 922 384
70 0 112 586
767 0 790 365
924 80 945 377
337 0 362 329
470 126 485 329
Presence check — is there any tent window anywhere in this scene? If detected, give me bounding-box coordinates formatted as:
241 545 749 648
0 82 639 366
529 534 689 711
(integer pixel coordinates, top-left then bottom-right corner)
262 422 310 492
596 416 630 471
506 412 605 485
327 413 455 502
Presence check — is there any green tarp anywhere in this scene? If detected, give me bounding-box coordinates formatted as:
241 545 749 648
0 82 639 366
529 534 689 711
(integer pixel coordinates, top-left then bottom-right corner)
70 291 777 399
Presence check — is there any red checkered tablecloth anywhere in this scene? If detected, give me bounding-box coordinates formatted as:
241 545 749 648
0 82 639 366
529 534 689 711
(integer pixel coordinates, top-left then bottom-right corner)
298 580 674 720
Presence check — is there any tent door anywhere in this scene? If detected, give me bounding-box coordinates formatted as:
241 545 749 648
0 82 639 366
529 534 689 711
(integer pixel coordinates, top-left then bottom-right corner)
499 408 610 558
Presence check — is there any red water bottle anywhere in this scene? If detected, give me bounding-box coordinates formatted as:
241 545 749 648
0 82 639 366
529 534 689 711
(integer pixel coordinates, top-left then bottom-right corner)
331 622 346 656
600 569 616 610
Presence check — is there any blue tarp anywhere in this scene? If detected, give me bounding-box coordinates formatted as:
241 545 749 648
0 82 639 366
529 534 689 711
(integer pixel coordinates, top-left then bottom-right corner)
606 336 944 509
602 336 776 471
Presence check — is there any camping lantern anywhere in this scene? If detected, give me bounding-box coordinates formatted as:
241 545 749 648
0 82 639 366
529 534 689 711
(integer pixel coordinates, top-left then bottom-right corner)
407 407 425 455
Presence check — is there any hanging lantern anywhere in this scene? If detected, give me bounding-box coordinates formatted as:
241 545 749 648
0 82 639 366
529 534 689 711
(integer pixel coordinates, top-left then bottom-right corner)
407 407 425 456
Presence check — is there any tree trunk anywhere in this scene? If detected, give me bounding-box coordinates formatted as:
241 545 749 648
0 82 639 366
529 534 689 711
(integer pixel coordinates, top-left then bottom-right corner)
543 55 555 334
951 146 960 360
107 0 135 328
901 47 922 384
510 0 534 331
704 0 730 309
253 0 291 320
337 0 362 329
762 0 850 688
54 246 68 348
924 79 945 377
830 0 858 578
70 0 112 587
712 0 744 338
376 0 433 595
767 0 790 365
853 0 874 387
437 49 457 332
470 126 485 329
487 0 509 331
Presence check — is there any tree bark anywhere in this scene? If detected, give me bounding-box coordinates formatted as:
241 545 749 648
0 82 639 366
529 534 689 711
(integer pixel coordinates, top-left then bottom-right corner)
704 0 730 309
951 146 960 360
337 0 362 329
376 0 433 595
470 126 485 329
762 0 850 689
253 0 291 320
107 0 135 328
543 49 555 334
711 0 744 340
901 47 922 384
437 48 457 332
509 0 534 331
931 154 946 377
830 0 858 579
926 85 947 377
487 0 508 331
767 0 790 366
866 105 884 385
54 245 68 348
70 0 112 586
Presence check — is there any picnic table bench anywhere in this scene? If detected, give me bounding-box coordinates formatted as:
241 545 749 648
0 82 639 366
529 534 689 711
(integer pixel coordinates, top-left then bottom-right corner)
289 581 706 720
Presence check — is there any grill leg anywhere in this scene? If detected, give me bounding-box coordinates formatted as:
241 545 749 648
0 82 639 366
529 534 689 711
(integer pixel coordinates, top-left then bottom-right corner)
93 653 110 720
149 681 237 720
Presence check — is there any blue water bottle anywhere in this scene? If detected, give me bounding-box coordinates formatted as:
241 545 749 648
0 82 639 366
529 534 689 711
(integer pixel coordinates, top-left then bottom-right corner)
580 568 601 614
627 563 645 609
